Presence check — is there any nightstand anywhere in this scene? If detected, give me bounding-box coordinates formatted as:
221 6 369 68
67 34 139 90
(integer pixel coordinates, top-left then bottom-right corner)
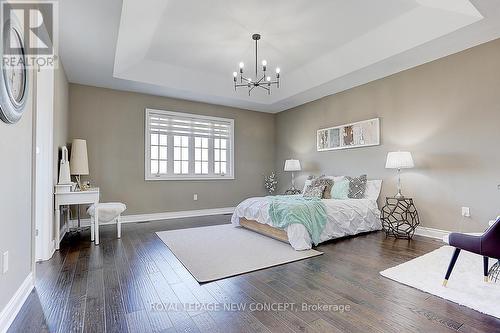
54 187 100 249
486 219 500 282
284 189 302 195
381 197 420 240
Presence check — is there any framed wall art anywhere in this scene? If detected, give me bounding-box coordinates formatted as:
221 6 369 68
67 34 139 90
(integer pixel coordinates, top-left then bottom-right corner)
317 118 380 151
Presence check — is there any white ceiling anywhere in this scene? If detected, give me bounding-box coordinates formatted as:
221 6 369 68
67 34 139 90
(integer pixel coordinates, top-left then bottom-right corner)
60 0 500 113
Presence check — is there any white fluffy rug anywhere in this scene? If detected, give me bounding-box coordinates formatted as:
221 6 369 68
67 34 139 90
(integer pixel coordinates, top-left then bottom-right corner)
381 246 500 318
156 224 322 283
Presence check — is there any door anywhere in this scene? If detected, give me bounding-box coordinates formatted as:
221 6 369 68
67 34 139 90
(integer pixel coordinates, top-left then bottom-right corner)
34 65 55 261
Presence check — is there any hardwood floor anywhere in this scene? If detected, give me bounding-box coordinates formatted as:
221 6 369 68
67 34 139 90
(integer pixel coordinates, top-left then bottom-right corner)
8 215 500 333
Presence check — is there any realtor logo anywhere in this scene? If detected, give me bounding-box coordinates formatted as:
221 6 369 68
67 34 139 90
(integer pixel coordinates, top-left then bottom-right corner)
2 1 58 67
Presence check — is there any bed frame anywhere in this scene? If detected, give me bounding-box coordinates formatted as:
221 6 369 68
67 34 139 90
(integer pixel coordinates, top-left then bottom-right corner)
239 218 289 243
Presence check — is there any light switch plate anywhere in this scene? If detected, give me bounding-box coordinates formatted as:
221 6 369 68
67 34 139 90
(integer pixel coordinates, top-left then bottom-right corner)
193 194 198 201
2 251 8 274
461 207 471 218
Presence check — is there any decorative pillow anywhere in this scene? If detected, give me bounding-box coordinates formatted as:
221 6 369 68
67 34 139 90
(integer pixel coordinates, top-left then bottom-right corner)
346 175 367 199
310 177 334 199
303 184 326 198
302 175 316 194
330 179 349 199
364 180 383 200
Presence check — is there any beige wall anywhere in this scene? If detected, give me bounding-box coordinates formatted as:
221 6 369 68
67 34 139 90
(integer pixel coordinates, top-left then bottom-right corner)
53 61 69 183
0 71 34 311
53 61 69 233
275 38 500 232
69 84 275 215
68 38 500 232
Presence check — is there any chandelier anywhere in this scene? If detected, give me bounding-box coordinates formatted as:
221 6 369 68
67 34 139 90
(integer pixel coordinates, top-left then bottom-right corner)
233 34 280 96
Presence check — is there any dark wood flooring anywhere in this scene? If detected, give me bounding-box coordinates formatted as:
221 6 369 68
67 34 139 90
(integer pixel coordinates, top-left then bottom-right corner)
8 215 500 333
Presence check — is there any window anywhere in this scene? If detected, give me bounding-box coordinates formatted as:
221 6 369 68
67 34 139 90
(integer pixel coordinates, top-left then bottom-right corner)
173 136 189 174
213 138 227 175
150 133 168 175
145 108 234 180
194 137 209 174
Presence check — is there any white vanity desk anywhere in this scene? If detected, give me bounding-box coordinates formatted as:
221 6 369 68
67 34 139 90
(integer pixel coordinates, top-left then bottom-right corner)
54 187 100 249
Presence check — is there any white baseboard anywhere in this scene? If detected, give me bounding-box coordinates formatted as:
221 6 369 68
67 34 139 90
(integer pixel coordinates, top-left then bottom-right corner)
66 207 452 241
414 226 450 240
0 273 34 333
122 207 236 223
68 207 236 227
49 207 235 262
64 206 451 241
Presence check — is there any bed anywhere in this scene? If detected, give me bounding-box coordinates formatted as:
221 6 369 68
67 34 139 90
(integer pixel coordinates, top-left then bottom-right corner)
231 180 383 250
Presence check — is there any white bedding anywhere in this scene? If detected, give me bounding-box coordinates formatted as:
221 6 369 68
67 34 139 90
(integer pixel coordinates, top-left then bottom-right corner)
231 195 382 250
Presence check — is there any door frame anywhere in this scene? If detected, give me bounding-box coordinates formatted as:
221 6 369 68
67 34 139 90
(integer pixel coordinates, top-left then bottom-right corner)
33 64 55 262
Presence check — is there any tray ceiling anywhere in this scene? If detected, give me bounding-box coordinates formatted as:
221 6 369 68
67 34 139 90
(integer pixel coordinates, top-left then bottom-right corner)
60 0 500 112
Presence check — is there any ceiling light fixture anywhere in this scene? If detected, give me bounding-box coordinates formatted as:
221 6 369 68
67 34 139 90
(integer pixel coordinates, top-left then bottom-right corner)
233 34 280 96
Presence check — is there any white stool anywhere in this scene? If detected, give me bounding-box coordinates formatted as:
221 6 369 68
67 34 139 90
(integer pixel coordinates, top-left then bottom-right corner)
87 202 126 242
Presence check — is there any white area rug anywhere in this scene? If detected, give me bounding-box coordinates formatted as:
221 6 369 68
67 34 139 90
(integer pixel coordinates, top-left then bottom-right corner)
381 246 500 318
156 224 323 283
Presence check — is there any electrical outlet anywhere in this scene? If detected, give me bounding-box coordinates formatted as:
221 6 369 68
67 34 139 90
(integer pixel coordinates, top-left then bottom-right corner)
461 207 471 218
2 251 8 274
193 194 198 201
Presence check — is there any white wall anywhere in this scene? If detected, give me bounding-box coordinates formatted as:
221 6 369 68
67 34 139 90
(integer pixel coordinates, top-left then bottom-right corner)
0 72 34 319
0 6 67 331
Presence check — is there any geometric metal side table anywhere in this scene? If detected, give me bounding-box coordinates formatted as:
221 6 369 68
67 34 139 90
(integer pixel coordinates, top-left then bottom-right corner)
486 219 500 283
488 261 500 283
381 197 420 240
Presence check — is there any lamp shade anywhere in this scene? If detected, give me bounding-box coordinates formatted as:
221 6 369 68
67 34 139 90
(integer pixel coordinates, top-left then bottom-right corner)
385 151 414 169
70 139 89 175
284 159 301 172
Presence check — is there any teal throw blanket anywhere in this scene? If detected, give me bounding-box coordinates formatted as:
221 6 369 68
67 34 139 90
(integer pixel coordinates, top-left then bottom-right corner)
268 195 327 246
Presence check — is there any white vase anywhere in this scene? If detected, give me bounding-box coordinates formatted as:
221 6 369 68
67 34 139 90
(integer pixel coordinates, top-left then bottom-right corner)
58 146 71 184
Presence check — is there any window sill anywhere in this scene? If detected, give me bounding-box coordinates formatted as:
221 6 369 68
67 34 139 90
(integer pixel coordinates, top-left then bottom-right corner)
145 176 235 181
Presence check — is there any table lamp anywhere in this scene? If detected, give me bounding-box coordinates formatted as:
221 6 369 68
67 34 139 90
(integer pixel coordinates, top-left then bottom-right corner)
70 139 89 191
385 151 414 198
284 159 301 190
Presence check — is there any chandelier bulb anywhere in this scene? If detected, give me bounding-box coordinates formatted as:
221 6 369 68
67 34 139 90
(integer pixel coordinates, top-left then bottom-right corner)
262 60 267 66
239 62 245 69
275 67 280 74
266 76 271 82
233 72 238 77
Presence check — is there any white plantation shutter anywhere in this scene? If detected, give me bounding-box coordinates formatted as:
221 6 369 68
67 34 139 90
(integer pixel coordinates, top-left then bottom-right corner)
145 109 234 180
147 111 232 139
